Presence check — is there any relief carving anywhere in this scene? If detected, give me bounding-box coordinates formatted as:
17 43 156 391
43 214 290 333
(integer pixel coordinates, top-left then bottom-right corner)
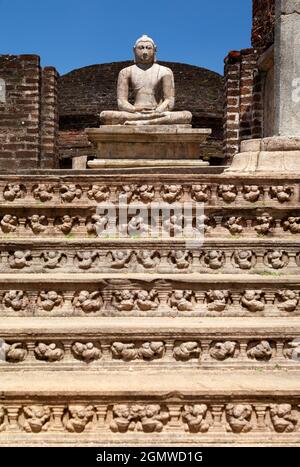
169 250 192 269
110 404 169 433
161 184 183 203
3 184 25 201
39 291 63 311
269 186 293 203
4 342 27 362
241 290 265 312
247 340 274 361
182 405 210 433
264 250 288 269
60 184 82 203
73 291 103 313
20 406 51 433
56 215 78 235
87 185 110 202
283 217 300 234
136 290 158 311
232 250 255 270
108 250 132 269
32 184 53 202
111 342 165 361
224 216 243 235
86 213 109 236
0 407 6 432
243 185 261 202
112 290 135 311
202 250 224 269
173 342 201 361
0 214 18 233
191 184 210 202
206 290 229 312
136 250 159 269
269 405 298 433
34 343 64 362
75 251 98 270
225 404 253 433
72 342 102 363
27 214 48 234
8 250 32 269
209 341 238 361
170 290 194 311
255 213 274 235
218 185 237 203
276 290 299 312
3 290 28 311
41 251 66 269
63 405 95 432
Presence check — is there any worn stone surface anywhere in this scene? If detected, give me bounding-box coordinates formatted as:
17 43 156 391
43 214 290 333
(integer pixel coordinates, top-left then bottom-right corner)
86 126 211 161
274 0 300 136
227 136 300 172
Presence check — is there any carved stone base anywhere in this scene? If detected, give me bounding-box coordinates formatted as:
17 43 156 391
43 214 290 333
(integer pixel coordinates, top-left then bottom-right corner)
226 137 300 173
0 370 300 445
85 125 211 161
88 159 209 168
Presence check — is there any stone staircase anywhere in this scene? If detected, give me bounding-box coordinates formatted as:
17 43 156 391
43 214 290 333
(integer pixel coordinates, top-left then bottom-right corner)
0 171 300 446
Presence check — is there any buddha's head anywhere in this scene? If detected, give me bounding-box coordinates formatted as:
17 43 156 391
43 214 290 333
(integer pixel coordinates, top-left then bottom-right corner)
133 34 157 64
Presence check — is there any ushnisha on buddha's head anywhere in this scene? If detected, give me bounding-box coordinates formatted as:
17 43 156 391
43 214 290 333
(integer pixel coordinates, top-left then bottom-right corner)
133 34 157 64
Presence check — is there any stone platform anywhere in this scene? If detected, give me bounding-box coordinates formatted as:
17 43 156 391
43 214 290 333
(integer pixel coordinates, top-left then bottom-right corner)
85 126 211 165
227 137 300 173
0 171 299 446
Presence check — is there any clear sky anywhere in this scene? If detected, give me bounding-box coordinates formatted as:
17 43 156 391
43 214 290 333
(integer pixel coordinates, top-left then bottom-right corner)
0 0 252 76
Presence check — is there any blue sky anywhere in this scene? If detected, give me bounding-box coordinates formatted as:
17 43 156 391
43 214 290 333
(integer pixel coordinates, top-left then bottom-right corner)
0 0 252 76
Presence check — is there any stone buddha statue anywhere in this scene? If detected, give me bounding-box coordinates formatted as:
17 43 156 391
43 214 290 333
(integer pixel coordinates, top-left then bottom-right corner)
100 35 192 126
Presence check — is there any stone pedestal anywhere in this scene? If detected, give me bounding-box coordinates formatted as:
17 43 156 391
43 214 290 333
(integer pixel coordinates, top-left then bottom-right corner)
274 0 300 137
85 125 211 168
226 136 300 173
228 0 300 174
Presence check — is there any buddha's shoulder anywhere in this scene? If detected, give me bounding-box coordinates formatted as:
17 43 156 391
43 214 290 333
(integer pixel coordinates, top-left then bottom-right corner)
118 65 135 76
156 63 174 76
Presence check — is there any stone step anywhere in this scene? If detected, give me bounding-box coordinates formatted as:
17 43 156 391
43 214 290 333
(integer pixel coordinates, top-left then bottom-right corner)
0 240 299 276
0 369 299 445
0 172 299 209
0 273 299 318
0 211 299 240
1 317 300 370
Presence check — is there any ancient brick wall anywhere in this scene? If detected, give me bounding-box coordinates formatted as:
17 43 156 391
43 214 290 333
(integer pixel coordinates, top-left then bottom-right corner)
41 67 59 169
252 0 275 50
0 55 59 171
223 49 262 163
223 0 274 161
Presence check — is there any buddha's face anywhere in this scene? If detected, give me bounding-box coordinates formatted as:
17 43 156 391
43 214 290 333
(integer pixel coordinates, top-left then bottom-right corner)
134 41 156 64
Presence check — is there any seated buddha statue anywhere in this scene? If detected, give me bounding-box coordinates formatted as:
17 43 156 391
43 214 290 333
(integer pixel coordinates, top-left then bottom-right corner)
100 34 192 126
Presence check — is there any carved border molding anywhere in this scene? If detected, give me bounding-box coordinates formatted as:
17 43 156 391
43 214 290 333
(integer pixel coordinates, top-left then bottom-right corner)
0 209 300 239
0 181 299 207
1 335 300 367
0 245 299 274
0 399 300 437
0 276 300 316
